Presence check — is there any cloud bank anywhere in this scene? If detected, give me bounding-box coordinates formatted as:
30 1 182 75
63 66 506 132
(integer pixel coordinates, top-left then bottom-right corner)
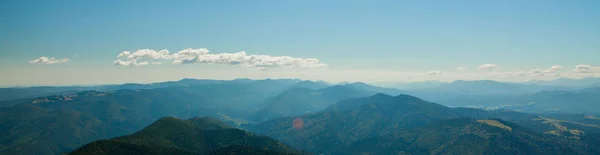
573 64 595 73
427 71 442 76
530 65 563 76
427 71 452 76
455 66 467 71
29 57 69 64
493 72 514 76
113 48 328 70
477 64 497 72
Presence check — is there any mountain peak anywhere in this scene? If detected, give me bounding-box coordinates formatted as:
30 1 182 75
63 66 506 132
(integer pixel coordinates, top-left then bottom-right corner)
394 94 424 101
233 78 252 81
178 78 198 82
320 84 351 91
371 93 393 98
350 82 369 85
153 116 181 123
297 80 317 83
315 80 330 85
150 116 232 130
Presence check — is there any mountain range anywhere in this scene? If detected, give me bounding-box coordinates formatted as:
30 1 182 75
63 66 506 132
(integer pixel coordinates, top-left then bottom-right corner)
248 93 600 154
435 87 600 115
375 77 600 90
0 78 599 154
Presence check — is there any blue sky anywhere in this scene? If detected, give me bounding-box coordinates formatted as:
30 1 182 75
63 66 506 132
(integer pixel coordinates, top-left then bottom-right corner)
1 0 599 86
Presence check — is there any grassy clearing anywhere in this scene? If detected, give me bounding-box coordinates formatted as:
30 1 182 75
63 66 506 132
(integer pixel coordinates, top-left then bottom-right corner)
477 120 512 131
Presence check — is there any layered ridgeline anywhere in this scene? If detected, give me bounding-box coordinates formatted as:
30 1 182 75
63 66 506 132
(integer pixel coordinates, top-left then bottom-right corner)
253 85 372 121
390 80 600 116
0 79 309 155
0 79 362 155
70 117 303 155
2 78 600 154
0 78 302 104
395 80 572 95
434 86 600 115
248 93 600 154
253 82 407 121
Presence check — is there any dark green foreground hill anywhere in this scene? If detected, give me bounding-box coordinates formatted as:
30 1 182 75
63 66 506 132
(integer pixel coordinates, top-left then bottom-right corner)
69 117 302 155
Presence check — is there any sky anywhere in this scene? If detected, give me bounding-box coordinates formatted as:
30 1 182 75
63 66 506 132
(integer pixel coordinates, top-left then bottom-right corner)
1 0 599 86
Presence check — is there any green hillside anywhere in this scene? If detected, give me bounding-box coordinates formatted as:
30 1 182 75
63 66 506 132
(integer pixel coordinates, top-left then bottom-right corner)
69 117 302 155
249 93 600 154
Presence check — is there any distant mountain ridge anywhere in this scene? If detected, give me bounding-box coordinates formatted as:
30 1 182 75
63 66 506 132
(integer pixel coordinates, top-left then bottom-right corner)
0 79 360 154
435 87 600 115
342 82 404 95
4 77 596 103
418 80 572 95
526 77 600 88
1 78 600 154
0 79 309 155
377 78 600 90
0 78 302 102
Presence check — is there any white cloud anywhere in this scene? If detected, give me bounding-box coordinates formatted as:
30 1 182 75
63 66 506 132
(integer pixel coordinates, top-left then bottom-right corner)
151 62 163 65
493 72 514 76
29 56 69 64
477 64 497 72
531 65 563 76
138 61 149 66
118 49 173 60
455 66 467 71
112 59 148 66
573 64 594 73
427 71 452 76
113 48 328 70
427 71 442 76
117 51 131 58
550 65 563 71
515 71 526 76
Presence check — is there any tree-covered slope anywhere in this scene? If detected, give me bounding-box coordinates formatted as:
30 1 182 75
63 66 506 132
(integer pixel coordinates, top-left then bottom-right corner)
345 118 582 154
69 117 302 155
0 80 298 155
249 93 600 154
250 93 461 153
0 105 110 155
